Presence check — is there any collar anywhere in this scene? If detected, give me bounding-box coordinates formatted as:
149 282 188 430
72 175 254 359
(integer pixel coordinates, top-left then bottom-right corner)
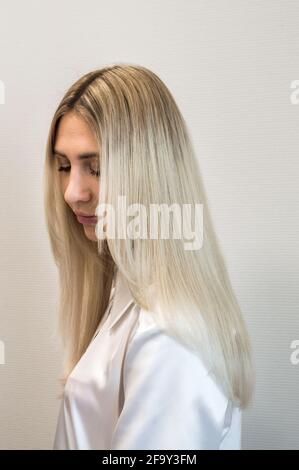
106 268 136 330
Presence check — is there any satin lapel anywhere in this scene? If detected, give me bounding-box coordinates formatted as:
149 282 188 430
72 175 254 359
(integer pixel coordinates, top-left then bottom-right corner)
106 269 135 330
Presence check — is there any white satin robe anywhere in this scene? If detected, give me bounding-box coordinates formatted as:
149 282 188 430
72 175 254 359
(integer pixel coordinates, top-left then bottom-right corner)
53 269 242 450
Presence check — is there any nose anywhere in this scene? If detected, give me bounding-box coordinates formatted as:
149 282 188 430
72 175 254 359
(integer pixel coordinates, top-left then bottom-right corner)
63 168 92 206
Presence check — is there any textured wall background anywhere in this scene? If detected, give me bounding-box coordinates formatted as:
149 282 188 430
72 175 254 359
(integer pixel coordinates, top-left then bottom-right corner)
0 0 298 449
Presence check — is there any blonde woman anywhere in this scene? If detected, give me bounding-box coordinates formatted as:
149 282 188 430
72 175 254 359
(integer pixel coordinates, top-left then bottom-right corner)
43 64 254 450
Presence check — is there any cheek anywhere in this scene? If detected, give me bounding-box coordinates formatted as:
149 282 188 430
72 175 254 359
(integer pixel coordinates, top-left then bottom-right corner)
60 176 69 198
92 180 100 199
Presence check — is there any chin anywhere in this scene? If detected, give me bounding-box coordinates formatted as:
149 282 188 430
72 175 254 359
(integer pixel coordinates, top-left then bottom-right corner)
84 226 98 242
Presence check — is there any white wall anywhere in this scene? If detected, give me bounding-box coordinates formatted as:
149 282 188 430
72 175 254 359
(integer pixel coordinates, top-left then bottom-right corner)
0 0 298 449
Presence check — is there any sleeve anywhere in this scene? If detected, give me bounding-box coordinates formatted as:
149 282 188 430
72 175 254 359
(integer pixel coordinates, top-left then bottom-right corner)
110 314 230 450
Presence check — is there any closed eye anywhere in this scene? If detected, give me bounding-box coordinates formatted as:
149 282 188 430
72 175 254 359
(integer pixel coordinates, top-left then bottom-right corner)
57 166 100 177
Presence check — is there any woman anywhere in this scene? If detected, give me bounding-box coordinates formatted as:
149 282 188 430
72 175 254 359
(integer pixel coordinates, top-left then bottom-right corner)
43 64 254 450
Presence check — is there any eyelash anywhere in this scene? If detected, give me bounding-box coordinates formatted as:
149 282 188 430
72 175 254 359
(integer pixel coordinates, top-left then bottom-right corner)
57 166 100 177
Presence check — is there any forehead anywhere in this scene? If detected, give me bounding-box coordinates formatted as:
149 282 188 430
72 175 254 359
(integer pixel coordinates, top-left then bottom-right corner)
55 112 98 148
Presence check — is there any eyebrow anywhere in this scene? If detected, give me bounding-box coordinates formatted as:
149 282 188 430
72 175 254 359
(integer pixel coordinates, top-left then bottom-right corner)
53 150 100 160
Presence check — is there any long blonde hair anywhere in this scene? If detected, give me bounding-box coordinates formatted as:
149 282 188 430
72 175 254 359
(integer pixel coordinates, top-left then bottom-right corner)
43 63 254 408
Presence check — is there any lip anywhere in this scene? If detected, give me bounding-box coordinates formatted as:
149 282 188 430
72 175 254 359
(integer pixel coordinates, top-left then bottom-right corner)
75 211 96 217
75 212 98 225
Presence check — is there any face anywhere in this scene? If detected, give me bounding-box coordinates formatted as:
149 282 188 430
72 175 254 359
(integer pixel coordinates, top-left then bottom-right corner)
54 111 100 242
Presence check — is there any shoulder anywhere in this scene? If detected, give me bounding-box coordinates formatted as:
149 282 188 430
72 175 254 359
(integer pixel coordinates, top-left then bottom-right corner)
127 306 207 372
125 306 228 408
113 306 237 449
127 306 208 371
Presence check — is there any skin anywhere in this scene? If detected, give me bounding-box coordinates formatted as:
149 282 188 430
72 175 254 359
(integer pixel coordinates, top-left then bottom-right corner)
54 111 100 242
